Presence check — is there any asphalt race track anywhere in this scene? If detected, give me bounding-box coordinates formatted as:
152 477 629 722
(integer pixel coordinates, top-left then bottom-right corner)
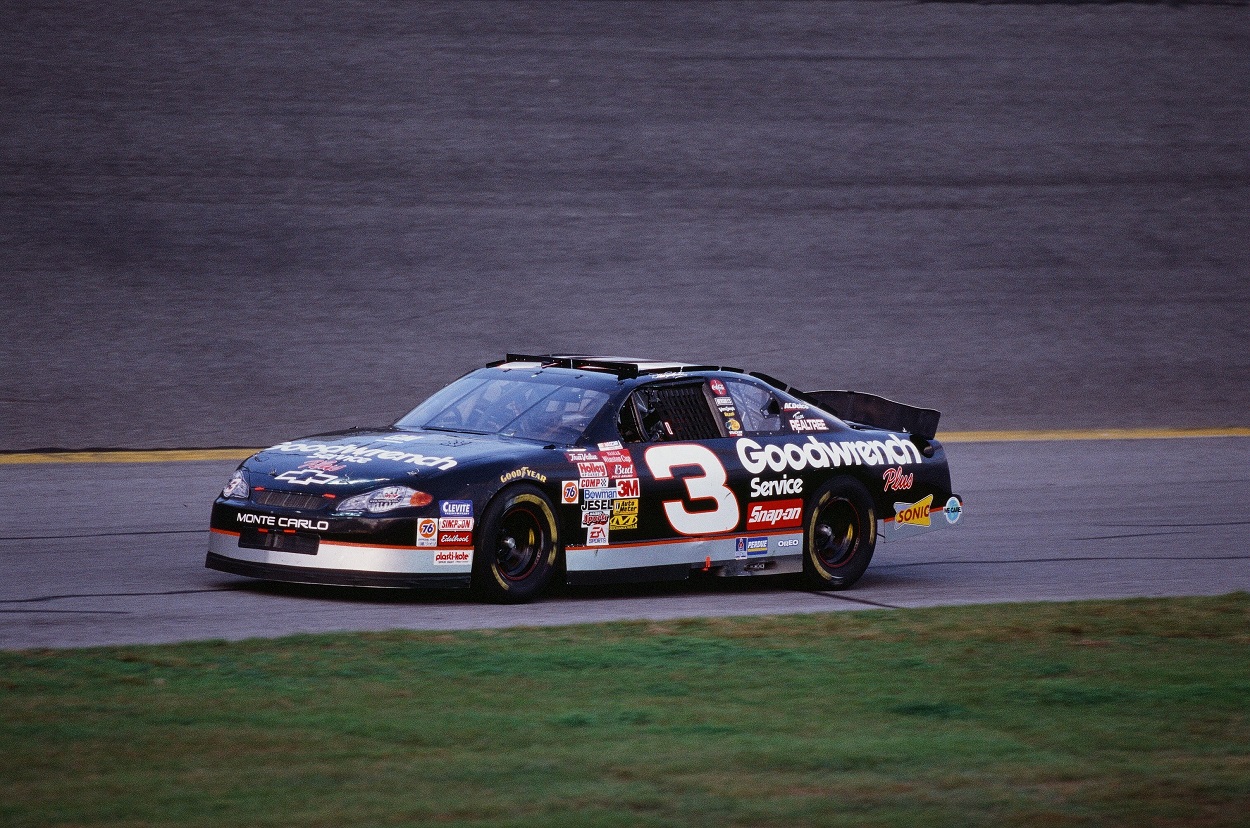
3 435 1248 649
3 3 1248 648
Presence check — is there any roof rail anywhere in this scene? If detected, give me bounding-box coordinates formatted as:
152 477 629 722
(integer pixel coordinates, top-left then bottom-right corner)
490 354 749 381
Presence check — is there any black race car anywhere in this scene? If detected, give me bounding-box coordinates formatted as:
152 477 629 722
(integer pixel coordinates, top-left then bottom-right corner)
208 355 963 602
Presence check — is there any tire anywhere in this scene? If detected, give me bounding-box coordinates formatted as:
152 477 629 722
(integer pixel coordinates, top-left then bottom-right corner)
474 484 560 603
802 477 876 590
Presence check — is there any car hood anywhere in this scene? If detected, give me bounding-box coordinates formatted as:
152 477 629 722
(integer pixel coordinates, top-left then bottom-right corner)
241 428 541 491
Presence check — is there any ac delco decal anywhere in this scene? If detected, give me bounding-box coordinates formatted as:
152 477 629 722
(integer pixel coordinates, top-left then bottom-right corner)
746 499 803 530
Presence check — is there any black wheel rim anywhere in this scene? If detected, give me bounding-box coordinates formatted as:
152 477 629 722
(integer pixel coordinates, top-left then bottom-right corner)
494 505 546 581
812 498 860 569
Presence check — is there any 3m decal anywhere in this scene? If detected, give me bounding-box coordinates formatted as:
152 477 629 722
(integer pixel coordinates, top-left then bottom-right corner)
500 466 548 484
433 548 471 565
439 517 473 531
609 513 638 530
644 444 740 535
440 500 473 517
561 480 579 504
895 495 934 527
616 477 640 498
883 466 914 492
736 435 923 474
944 496 963 525
749 475 803 497
746 499 803 530
416 518 438 547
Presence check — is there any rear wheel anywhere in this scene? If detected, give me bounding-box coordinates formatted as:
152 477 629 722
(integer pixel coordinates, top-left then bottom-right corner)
802 477 876 590
474 485 559 603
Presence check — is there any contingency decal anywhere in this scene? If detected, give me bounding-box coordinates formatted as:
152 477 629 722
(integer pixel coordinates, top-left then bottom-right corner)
416 518 438 547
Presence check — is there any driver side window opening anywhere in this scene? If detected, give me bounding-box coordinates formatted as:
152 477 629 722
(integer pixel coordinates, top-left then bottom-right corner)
619 382 723 443
723 378 783 435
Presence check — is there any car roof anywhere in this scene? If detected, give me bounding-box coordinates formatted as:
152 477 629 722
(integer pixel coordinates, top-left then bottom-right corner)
491 353 720 379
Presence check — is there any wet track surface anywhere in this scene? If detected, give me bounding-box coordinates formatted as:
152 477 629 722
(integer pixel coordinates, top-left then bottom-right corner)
4 437 1248 649
2 2 1248 647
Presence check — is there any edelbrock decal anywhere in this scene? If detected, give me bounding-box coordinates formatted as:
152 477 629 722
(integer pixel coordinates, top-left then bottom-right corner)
736 435 922 474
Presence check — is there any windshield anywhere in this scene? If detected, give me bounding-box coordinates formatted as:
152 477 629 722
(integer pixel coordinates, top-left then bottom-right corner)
395 373 610 444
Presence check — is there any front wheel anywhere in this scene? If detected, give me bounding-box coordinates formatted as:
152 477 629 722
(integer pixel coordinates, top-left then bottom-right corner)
802 477 876 590
474 485 559 603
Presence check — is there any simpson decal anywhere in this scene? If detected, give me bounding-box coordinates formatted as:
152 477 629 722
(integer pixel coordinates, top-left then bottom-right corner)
439 517 473 531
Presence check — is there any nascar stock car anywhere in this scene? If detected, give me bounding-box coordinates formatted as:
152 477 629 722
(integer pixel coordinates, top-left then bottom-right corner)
208 355 963 602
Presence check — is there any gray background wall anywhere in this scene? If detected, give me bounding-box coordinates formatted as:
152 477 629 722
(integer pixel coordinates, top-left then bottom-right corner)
3 1 1247 450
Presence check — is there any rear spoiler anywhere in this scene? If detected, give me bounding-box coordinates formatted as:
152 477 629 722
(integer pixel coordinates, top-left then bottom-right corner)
804 390 941 441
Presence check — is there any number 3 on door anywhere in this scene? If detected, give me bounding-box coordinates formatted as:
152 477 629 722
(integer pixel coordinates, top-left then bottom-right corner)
643 444 740 535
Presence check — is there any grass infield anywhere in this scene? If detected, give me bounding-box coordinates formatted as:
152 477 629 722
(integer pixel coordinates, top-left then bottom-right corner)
3 595 1249 827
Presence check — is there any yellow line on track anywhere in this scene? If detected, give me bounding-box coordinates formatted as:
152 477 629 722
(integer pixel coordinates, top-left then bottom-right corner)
941 427 1250 443
0 427 1247 465
0 449 255 465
